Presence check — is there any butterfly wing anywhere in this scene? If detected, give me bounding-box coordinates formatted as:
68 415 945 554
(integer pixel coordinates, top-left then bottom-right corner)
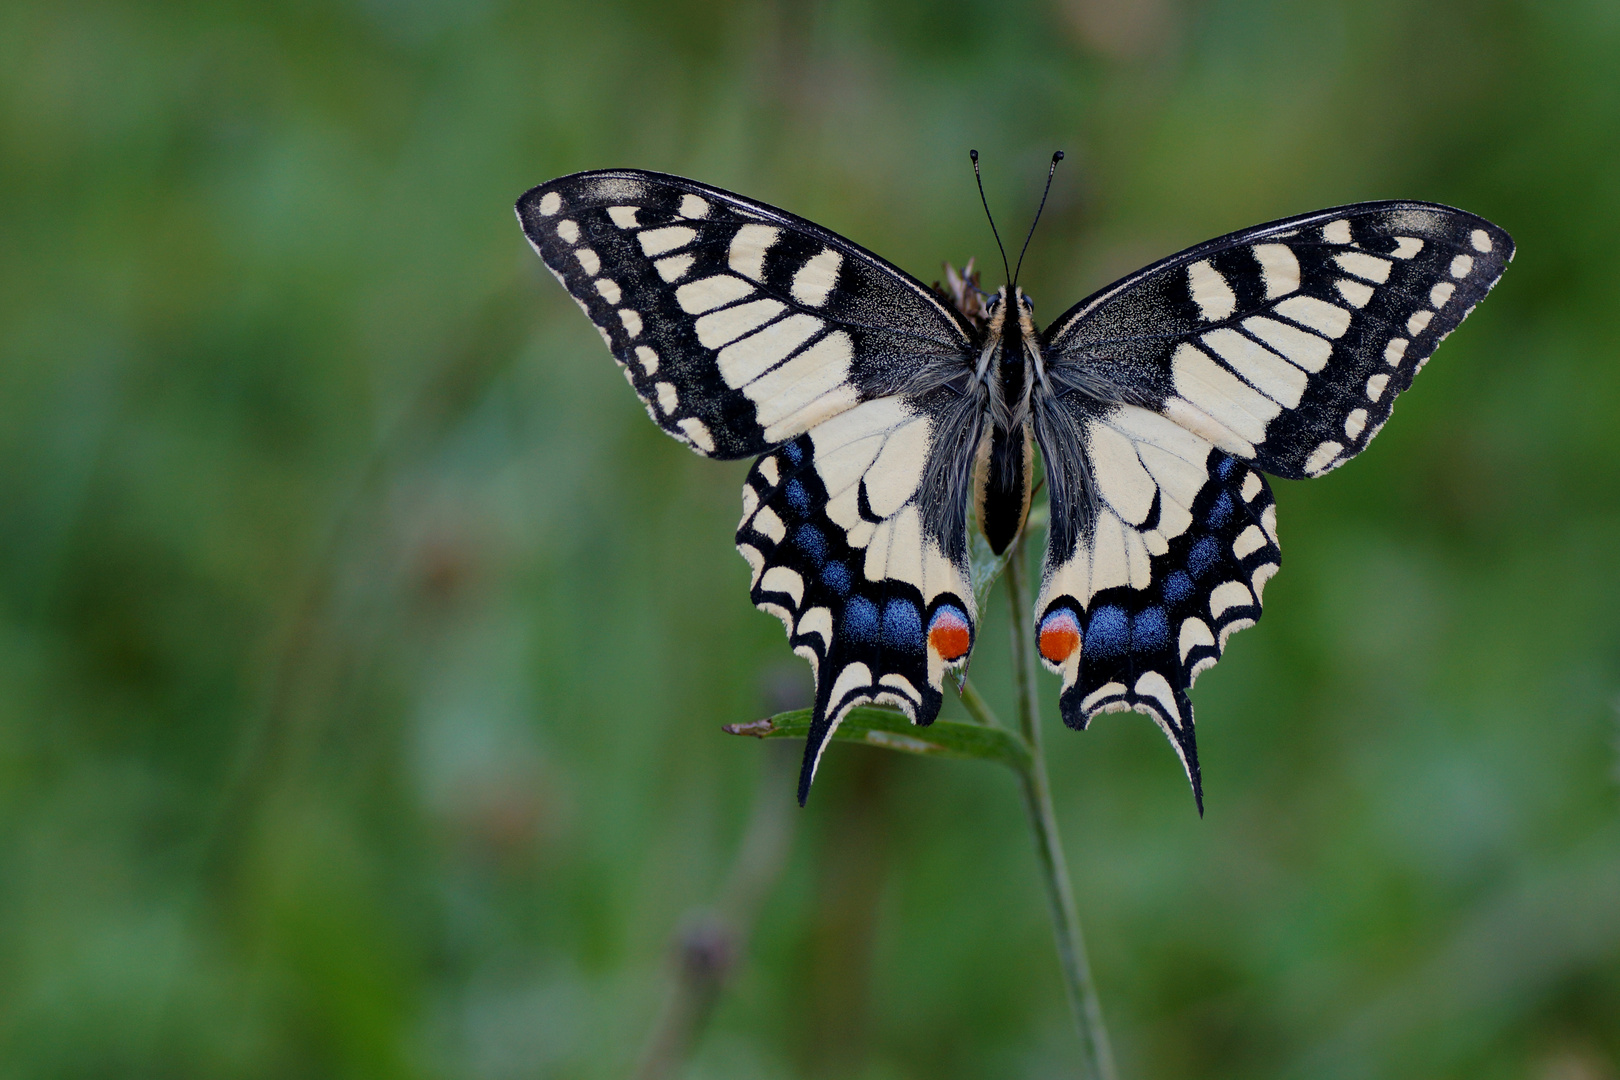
738 389 982 802
517 170 983 801
516 169 974 459
1033 202 1512 807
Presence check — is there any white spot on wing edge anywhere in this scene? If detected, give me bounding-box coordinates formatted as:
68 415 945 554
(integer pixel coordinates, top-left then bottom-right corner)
538 191 562 216
758 456 779 486
1241 471 1262 501
1430 282 1456 308
1451 254 1474 278
760 565 804 605
791 248 843 307
679 193 711 219
1391 237 1423 259
1471 228 1492 252
1081 682 1128 713
1304 441 1342 476
751 505 786 543
1209 581 1254 617
1233 525 1267 559
1407 310 1434 335
729 224 781 282
607 205 639 229
1322 219 1352 244
1366 372 1389 401
635 345 659 374
797 606 833 648
654 382 678 415
594 279 621 304
1179 617 1215 662
1385 338 1408 365
1252 244 1299 299
1187 259 1237 320
575 248 600 275
1344 408 1368 440
678 417 715 454
618 309 642 338
557 219 580 244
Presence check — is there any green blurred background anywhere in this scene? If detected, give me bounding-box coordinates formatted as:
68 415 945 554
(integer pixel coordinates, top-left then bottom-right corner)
3 0 1618 1076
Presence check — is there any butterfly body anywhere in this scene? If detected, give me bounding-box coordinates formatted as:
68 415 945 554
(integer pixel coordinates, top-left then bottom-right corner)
516 169 1512 808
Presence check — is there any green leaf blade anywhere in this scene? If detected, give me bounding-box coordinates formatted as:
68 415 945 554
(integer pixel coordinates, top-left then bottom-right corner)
725 706 1031 772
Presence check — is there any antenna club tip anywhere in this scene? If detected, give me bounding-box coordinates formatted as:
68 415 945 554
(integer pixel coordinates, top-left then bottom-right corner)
1053 150 1065 162
969 149 979 162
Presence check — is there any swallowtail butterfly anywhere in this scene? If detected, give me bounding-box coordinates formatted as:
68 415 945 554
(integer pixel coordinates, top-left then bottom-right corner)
516 164 1512 809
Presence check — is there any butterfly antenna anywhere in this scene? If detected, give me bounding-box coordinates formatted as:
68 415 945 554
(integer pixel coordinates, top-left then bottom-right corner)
970 150 1012 286
1012 151 1064 287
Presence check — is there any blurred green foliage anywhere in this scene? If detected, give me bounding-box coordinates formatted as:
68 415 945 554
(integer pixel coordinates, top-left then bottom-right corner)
2 0 1619 1076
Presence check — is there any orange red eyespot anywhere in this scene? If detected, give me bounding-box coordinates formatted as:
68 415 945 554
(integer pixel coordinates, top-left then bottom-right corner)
1039 610 1081 664
927 606 972 661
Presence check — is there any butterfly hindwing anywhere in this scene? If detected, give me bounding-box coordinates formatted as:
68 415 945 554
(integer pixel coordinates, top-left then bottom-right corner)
1042 201 1513 478
736 392 979 803
1032 398 1281 807
516 170 973 460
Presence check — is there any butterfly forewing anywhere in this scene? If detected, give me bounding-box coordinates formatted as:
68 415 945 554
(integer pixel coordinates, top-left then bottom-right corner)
516 170 974 460
1042 201 1514 478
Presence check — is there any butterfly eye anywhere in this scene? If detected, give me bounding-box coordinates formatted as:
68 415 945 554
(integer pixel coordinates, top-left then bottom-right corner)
1022 294 1035 312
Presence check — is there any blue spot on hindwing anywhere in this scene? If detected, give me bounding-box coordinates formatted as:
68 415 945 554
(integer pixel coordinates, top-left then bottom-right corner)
1132 607 1169 651
881 598 924 651
1163 571 1194 603
1216 454 1239 480
821 561 851 595
784 479 810 516
793 524 826 565
1188 537 1221 579
1085 606 1130 659
782 440 804 466
843 596 879 644
1208 489 1235 528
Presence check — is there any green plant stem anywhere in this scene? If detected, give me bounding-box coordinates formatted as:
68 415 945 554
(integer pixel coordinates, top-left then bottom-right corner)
1005 541 1118 1080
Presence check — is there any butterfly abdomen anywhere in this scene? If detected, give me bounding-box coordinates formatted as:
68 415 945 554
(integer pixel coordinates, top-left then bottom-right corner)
973 423 1034 555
